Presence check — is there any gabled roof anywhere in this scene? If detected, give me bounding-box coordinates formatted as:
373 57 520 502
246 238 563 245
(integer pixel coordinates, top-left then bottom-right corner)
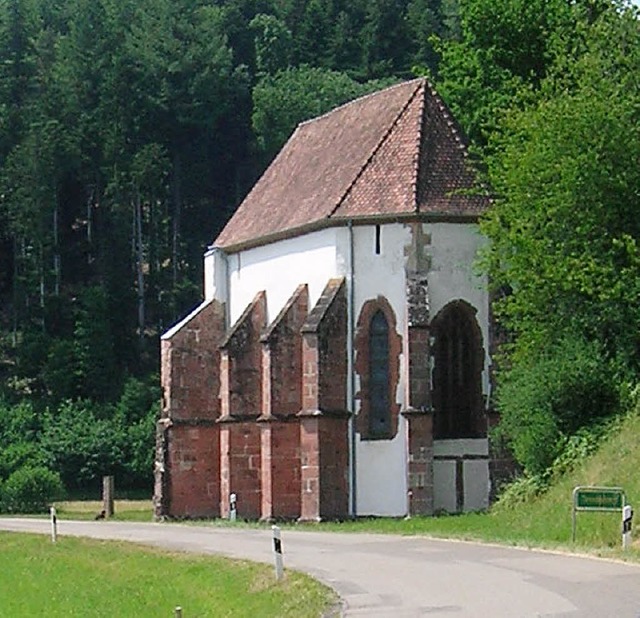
215 78 489 252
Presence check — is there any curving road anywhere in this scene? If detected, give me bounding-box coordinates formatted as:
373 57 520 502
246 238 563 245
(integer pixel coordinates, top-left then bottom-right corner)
1 518 639 616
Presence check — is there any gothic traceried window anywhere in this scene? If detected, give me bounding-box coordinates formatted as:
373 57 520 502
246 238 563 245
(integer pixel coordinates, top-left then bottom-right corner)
354 298 401 441
369 310 390 436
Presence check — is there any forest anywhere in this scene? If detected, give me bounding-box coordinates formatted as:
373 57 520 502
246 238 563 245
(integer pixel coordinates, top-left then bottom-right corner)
0 0 638 507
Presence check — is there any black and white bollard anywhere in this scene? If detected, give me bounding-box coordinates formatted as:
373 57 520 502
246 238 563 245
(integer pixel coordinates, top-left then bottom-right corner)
174 606 183 618
229 493 237 522
50 506 57 543
272 525 284 581
622 505 633 550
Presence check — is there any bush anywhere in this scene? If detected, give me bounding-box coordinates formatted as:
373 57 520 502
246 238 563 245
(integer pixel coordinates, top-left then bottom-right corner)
495 335 623 475
0 442 47 480
493 474 547 512
122 408 157 489
1 466 65 513
0 399 42 449
40 399 126 490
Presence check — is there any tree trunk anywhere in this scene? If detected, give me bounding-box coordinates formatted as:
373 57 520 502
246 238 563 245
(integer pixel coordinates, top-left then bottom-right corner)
171 151 182 318
53 199 60 296
135 190 145 346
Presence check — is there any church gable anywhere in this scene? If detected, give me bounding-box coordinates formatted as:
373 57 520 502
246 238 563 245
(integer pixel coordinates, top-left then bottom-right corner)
416 84 487 217
333 82 423 218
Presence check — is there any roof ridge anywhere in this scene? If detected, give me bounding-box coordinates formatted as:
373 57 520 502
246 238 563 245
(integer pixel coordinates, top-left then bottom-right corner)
426 82 468 154
410 81 427 213
327 78 425 219
297 77 425 130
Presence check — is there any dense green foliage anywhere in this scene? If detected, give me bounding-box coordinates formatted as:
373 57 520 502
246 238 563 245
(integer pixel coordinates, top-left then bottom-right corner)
0 0 638 495
493 335 624 475
0 377 158 497
1 465 64 513
478 4 640 474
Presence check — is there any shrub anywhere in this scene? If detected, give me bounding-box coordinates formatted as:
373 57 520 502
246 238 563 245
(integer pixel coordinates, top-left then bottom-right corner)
492 474 547 512
40 399 126 490
0 442 47 480
1 466 65 513
0 399 42 449
495 335 623 475
122 407 157 489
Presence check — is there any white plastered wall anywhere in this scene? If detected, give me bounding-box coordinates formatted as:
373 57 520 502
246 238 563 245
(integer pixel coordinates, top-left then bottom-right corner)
221 228 341 325
427 222 490 512
335 223 411 517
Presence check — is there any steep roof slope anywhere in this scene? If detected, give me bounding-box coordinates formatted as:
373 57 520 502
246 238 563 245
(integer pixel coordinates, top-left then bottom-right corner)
215 78 488 251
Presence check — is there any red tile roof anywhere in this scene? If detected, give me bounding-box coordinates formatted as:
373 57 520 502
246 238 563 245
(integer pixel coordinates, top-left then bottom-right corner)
215 78 489 251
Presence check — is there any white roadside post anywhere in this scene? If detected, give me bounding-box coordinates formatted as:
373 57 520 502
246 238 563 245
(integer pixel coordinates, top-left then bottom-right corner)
50 506 57 543
272 525 284 581
622 505 633 550
229 493 237 522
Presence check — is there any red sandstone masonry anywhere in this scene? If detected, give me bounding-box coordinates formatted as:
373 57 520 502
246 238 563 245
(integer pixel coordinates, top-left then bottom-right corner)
261 285 308 417
401 323 435 517
402 409 434 515
260 419 301 519
220 292 267 418
259 285 308 520
165 423 220 517
219 419 262 519
219 292 267 518
155 300 226 519
407 327 430 410
299 279 349 521
160 300 226 422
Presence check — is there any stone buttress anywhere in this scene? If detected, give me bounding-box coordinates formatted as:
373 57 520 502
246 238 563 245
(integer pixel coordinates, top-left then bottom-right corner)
402 223 435 516
154 299 226 519
218 292 267 520
156 278 351 521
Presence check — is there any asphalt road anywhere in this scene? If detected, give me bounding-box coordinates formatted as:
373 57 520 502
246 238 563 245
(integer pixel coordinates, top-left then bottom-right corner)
1 518 639 617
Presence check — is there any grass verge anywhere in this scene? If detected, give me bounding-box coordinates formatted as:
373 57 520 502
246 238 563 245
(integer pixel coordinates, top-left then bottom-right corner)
0 531 338 617
54 500 153 522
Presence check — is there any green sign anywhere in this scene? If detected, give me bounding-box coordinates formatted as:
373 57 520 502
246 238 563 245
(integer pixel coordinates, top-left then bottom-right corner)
574 487 624 511
572 486 626 543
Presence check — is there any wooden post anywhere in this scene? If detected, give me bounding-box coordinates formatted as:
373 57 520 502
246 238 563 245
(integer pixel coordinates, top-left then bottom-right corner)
103 475 115 518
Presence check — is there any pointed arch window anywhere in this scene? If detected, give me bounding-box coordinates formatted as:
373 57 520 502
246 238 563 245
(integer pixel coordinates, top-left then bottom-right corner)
369 310 390 437
432 301 484 439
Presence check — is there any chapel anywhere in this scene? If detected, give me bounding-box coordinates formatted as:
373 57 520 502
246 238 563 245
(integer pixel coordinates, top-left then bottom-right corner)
154 77 505 521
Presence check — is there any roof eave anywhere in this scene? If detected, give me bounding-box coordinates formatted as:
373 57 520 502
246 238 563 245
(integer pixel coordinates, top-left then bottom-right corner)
213 210 483 254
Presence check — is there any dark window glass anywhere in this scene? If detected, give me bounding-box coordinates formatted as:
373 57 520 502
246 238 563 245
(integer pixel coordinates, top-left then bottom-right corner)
433 304 483 439
369 310 390 436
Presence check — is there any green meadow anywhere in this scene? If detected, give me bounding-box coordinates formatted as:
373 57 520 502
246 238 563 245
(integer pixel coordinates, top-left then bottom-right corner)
0 532 338 617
